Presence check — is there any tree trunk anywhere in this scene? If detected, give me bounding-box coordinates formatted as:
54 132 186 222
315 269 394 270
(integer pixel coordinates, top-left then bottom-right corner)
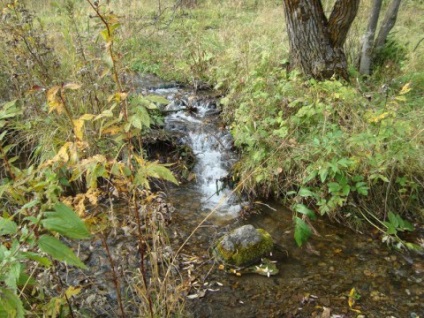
282 0 359 80
359 0 383 75
374 0 402 50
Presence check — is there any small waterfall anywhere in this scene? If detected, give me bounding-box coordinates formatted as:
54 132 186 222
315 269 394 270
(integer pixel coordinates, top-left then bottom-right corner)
151 87 242 218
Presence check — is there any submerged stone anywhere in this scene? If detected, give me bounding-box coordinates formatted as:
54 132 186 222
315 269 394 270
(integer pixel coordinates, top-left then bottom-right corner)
213 224 273 267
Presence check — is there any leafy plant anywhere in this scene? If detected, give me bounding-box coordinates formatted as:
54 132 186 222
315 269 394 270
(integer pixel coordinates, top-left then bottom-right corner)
0 203 90 317
383 211 414 235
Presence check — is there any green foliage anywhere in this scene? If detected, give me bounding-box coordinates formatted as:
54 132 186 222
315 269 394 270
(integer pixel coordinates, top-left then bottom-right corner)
383 211 414 235
225 66 422 247
373 36 408 69
38 235 87 269
41 203 91 239
0 1 181 316
0 287 25 318
0 202 89 316
294 217 312 247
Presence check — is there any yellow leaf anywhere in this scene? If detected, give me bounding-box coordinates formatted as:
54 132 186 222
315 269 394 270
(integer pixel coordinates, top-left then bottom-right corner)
86 188 100 206
56 142 71 163
399 82 411 95
94 109 114 121
73 119 84 140
101 125 122 135
63 83 81 90
108 92 128 103
100 68 110 78
47 86 64 114
348 287 357 308
369 112 390 123
100 29 111 42
133 154 145 165
107 16 121 25
79 114 95 121
394 95 407 102
75 197 86 217
65 286 82 298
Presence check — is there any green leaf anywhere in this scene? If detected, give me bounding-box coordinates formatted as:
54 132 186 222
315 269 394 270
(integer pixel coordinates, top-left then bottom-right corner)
294 204 316 220
341 184 350 196
370 173 390 183
355 182 369 196
387 212 399 228
16 272 36 288
145 162 179 185
0 218 18 236
401 219 414 232
129 114 142 130
0 287 25 318
38 235 87 269
22 252 52 267
304 169 317 183
5 263 21 291
19 199 40 211
328 182 341 194
294 217 311 247
319 168 329 183
41 203 90 240
298 188 317 199
383 222 397 235
337 158 352 168
387 212 414 232
145 95 169 105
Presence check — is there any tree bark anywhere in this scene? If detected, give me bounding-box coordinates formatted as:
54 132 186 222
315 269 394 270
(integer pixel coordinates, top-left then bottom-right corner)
328 0 360 48
282 0 359 80
359 0 383 75
359 0 402 75
374 0 402 50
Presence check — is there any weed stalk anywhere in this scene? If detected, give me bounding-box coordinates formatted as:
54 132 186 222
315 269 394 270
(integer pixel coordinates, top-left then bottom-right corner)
100 232 126 318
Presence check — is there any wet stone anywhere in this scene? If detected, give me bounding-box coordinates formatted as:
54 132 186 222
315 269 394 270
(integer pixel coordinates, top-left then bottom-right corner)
213 225 274 266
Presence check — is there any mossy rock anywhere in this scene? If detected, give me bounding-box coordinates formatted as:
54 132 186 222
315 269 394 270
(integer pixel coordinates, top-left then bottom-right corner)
213 225 273 267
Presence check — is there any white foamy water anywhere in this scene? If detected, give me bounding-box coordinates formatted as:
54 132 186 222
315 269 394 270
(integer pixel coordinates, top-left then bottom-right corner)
158 89 242 218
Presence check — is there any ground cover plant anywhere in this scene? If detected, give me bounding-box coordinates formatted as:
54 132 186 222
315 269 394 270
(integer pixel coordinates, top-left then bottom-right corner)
0 0 423 316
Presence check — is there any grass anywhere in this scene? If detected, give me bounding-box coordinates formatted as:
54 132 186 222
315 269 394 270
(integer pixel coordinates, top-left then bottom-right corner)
0 0 423 316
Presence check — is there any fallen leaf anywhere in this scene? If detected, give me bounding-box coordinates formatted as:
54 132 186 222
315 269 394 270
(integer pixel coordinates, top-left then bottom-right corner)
320 306 331 318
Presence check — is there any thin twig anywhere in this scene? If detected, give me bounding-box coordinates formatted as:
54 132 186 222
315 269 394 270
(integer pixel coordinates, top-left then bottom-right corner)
101 232 126 318
132 194 154 318
413 37 424 52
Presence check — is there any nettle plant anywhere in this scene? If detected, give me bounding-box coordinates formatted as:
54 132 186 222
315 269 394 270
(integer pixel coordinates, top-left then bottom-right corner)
288 81 419 247
228 64 421 249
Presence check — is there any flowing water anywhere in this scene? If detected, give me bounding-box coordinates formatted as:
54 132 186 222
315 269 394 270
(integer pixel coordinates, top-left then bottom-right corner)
149 85 243 219
144 79 424 318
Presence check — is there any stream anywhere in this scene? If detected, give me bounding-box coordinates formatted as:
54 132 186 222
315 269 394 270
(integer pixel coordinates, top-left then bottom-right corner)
144 78 424 318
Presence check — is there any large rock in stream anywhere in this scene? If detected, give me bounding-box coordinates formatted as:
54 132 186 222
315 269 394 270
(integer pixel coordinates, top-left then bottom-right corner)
213 225 273 267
